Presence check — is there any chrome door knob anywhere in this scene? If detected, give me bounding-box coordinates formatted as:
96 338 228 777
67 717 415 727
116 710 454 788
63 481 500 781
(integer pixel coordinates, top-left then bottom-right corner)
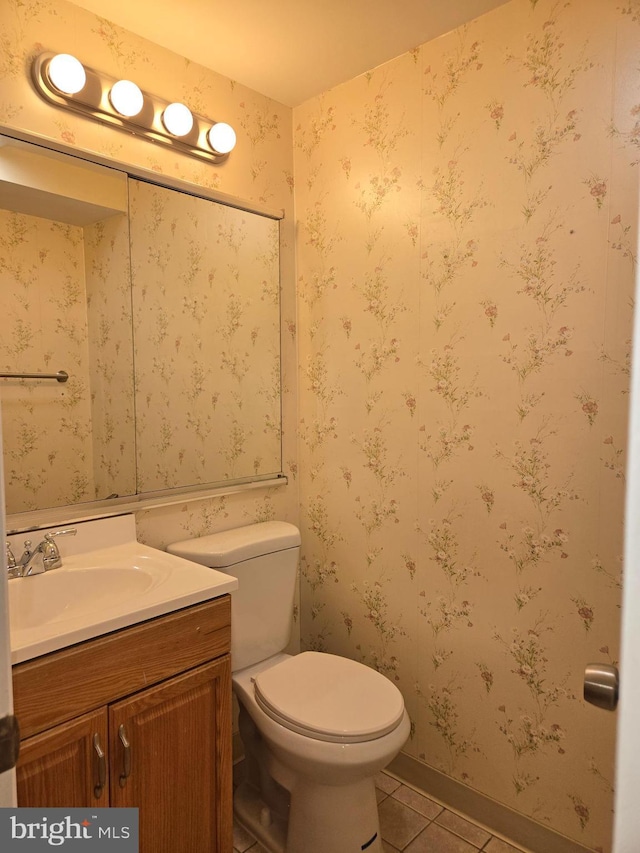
584 663 619 711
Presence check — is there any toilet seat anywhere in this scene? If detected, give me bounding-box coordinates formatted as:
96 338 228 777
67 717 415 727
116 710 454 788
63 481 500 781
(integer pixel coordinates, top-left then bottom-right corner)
253 651 405 743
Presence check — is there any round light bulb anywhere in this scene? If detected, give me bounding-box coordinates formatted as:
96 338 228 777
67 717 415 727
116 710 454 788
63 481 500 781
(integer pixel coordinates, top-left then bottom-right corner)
109 80 144 117
47 54 86 95
162 102 194 137
207 122 236 155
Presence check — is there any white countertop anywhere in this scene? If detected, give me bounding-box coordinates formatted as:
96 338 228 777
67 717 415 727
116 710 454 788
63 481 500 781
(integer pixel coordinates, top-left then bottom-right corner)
8 514 236 664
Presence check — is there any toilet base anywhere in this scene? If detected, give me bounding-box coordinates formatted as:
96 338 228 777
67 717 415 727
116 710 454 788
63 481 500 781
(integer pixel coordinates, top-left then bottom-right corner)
234 774 382 853
234 779 287 852
286 775 382 853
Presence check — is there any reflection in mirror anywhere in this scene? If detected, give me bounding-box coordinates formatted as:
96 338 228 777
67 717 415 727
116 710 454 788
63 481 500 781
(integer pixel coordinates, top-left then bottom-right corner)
129 179 282 492
0 131 284 522
0 138 135 514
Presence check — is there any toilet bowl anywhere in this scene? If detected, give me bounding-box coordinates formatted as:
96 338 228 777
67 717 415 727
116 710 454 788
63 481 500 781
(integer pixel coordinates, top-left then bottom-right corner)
233 654 410 853
168 522 410 853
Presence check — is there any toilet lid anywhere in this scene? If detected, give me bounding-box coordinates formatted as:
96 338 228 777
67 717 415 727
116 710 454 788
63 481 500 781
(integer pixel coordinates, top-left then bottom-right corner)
253 652 405 743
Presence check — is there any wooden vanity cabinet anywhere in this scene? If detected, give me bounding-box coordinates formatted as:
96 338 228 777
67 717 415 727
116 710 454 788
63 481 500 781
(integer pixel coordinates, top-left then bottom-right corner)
12 596 233 853
16 708 108 808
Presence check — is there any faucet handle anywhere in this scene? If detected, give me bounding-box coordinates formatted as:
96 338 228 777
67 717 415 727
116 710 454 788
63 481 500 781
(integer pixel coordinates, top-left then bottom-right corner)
43 528 77 551
42 528 77 570
44 528 78 542
44 527 78 539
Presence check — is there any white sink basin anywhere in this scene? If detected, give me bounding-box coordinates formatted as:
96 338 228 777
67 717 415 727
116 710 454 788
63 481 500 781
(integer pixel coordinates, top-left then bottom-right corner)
10 566 158 631
8 515 237 664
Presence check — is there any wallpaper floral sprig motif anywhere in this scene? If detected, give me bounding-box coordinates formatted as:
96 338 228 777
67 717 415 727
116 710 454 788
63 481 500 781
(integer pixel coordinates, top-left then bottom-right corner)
0 208 133 512
129 179 281 492
295 0 636 849
296 62 417 676
0 0 298 603
0 0 636 849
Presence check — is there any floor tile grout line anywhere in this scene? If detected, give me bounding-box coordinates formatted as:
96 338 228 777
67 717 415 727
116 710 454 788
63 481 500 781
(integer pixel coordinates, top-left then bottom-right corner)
407 820 491 853
384 786 492 851
379 800 492 853
236 812 514 853
380 772 532 853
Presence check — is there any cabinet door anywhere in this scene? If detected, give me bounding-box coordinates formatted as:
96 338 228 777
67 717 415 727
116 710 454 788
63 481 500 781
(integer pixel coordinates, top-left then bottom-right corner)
17 708 109 807
109 657 232 853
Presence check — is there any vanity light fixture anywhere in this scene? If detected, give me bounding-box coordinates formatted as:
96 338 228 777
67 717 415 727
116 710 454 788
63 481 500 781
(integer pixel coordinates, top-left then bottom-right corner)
32 52 236 162
109 79 144 118
46 53 86 95
162 102 194 137
208 122 237 155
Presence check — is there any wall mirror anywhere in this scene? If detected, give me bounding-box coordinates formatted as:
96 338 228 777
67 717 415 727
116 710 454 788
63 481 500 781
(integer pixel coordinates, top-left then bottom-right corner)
0 131 283 530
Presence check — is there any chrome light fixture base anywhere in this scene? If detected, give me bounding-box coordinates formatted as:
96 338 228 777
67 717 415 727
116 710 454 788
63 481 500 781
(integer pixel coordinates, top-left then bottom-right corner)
32 52 235 164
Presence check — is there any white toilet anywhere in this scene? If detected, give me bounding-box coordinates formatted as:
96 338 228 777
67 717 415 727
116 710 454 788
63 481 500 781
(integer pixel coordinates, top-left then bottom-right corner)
168 521 410 853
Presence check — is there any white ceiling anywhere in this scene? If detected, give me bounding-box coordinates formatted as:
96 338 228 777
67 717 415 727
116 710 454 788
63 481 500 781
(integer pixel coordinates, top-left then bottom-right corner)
68 0 510 107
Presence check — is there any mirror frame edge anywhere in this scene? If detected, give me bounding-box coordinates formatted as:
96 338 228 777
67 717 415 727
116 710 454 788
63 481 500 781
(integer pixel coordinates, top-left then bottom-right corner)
6 474 288 535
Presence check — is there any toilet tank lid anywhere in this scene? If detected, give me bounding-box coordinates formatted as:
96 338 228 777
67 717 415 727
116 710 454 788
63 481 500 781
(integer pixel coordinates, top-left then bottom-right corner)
167 521 300 567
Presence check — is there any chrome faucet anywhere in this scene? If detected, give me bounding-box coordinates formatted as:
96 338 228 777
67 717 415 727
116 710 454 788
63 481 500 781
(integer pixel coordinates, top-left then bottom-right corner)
6 528 77 578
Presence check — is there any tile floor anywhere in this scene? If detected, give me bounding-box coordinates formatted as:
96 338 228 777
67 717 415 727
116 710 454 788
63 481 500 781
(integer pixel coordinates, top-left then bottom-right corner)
232 770 530 853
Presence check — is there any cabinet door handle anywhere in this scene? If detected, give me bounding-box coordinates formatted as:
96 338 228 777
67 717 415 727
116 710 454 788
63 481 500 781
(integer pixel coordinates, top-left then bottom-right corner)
118 724 131 788
92 733 106 799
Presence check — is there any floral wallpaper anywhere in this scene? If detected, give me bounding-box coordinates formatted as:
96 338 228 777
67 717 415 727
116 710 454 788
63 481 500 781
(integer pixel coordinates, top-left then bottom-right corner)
0 209 95 511
0 0 298 538
1 0 638 850
128 179 281 492
83 212 136 500
294 0 637 850
0 199 136 513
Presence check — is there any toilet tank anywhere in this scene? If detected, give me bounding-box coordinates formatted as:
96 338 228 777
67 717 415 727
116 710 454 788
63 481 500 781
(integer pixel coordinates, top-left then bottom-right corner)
168 521 301 672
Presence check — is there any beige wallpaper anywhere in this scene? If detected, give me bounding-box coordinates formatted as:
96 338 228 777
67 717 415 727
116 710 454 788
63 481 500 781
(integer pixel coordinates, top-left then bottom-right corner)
1 0 637 850
0 203 140 513
0 209 96 511
293 0 637 850
0 0 299 536
128 179 281 492
84 212 136 500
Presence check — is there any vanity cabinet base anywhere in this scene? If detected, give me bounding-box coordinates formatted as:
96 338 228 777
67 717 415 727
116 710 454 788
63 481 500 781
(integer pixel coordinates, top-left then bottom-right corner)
13 597 233 853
